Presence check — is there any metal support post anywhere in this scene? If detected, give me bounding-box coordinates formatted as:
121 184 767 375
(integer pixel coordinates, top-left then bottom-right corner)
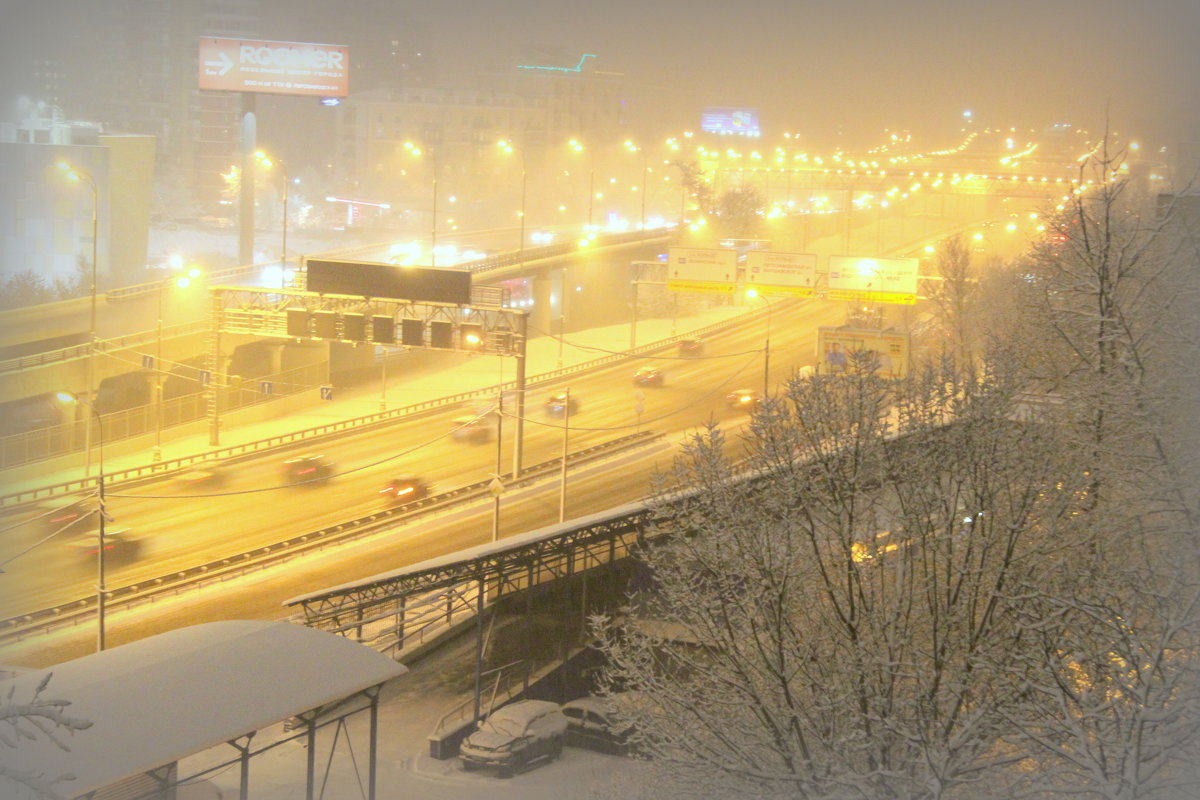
512 313 528 479
559 388 570 523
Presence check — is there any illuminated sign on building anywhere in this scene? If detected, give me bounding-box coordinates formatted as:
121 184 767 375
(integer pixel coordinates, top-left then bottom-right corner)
199 38 350 97
700 107 761 137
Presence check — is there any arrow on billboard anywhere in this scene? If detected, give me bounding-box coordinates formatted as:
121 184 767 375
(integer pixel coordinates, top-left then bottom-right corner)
205 50 233 76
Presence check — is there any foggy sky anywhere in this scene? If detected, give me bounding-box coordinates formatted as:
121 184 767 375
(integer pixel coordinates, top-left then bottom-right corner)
2 0 1197 148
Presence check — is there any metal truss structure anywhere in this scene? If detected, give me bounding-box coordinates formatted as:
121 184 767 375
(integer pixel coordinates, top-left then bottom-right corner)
288 504 653 642
203 285 530 457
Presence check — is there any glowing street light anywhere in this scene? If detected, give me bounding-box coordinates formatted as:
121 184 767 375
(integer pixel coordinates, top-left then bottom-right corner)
745 288 773 397
154 268 201 461
497 139 528 265
55 392 109 652
255 151 292 286
57 161 100 477
567 138 596 229
403 141 439 267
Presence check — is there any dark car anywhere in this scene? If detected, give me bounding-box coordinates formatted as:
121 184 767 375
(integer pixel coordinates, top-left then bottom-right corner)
452 415 494 444
28 498 92 534
66 528 142 564
177 460 230 490
725 387 759 410
459 699 568 777
544 393 580 417
281 455 335 485
379 476 431 505
633 367 664 387
561 696 635 755
678 338 705 357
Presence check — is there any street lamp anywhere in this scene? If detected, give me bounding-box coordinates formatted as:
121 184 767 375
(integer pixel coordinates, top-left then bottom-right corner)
497 139 527 264
403 142 439 267
567 138 595 230
255 151 291 287
55 392 109 652
624 140 648 231
746 288 773 397
154 268 201 461
57 161 99 477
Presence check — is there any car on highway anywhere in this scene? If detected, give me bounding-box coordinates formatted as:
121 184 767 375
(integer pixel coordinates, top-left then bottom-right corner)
544 393 580 417
28 498 92 534
281 455 335 485
633 367 665 387
678 338 705 357
379 476 431 506
452 415 494 444
177 460 230 490
726 388 759 410
459 699 568 777
65 528 142 564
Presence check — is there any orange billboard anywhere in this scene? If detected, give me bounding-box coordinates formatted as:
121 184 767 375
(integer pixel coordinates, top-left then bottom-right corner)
199 37 349 97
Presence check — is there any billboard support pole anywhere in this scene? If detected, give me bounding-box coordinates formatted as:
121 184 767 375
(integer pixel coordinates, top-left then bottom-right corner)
239 94 256 267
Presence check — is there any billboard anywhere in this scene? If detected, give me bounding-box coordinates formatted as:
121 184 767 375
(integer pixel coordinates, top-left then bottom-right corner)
816 327 910 378
700 107 761 137
305 259 471 304
667 248 738 293
826 256 919 304
745 251 818 297
199 37 349 97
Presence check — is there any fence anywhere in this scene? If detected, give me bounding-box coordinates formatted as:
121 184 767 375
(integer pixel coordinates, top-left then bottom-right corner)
0 362 327 469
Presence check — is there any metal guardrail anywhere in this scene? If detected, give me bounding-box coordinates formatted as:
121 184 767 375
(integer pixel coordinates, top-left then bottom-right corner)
0 304 762 508
0 430 661 646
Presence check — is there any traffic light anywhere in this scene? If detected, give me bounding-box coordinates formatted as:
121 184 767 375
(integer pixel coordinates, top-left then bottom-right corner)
401 318 424 347
429 320 453 349
286 308 310 338
371 316 395 344
460 323 484 350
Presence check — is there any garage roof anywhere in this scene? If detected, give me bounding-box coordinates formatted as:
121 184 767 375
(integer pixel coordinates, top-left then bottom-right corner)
1 620 406 799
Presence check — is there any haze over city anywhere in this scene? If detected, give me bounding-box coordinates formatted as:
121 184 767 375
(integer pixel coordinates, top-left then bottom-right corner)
1 1 1198 799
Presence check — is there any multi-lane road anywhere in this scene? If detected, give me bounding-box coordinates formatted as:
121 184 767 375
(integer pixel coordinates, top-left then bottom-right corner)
2 296 847 665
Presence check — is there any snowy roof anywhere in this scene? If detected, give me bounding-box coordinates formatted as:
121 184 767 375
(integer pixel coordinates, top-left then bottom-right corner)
1 620 407 799
284 498 653 606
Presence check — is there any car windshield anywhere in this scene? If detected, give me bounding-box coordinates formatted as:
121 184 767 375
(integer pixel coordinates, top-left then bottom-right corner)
482 714 526 737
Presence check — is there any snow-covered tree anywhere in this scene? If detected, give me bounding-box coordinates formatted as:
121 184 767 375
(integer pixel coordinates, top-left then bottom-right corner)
1 673 92 799
593 361 1096 799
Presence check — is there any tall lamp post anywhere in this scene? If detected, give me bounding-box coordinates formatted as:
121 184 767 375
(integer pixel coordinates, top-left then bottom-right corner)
154 268 200 461
57 162 99 477
498 139 527 264
568 139 595 229
56 392 109 652
403 142 439 267
624 140 649 231
255 151 291 287
746 288 773 397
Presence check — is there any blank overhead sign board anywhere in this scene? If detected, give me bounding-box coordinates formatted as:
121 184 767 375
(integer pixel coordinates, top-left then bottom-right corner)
306 259 471 304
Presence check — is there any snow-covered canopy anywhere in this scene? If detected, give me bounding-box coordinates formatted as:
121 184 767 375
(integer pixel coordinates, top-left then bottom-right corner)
2 620 407 799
